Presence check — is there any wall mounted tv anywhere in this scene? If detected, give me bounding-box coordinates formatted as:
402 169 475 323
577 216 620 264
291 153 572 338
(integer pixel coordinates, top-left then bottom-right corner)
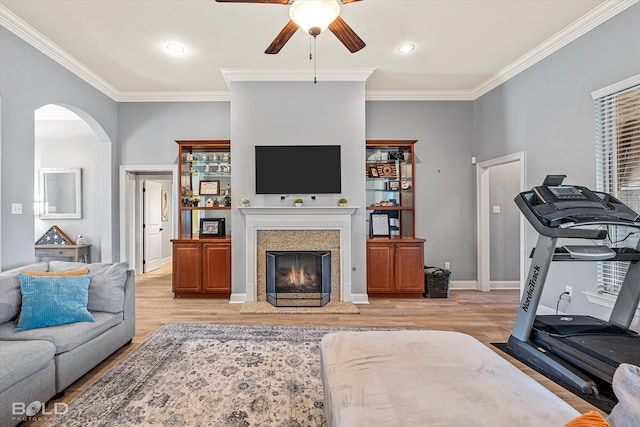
255 145 342 194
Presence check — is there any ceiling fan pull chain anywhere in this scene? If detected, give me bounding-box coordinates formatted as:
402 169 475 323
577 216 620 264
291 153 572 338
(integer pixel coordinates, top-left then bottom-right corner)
313 35 317 84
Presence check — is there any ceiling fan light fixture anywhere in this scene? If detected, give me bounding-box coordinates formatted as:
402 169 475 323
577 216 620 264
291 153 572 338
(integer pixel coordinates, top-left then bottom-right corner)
289 0 340 35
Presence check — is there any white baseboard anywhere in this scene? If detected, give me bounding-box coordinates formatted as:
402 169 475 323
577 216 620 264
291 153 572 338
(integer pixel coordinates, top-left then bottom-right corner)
449 280 520 290
490 280 520 290
349 293 370 304
229 293 246 303
450 280 477 290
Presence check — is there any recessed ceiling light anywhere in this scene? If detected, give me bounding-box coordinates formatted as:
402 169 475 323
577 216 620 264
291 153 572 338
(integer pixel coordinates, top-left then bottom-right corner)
397 43 416 54
166 43 185 55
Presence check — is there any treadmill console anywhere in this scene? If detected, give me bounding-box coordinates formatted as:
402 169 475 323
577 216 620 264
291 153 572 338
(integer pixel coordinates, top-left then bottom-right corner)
515 175 640 237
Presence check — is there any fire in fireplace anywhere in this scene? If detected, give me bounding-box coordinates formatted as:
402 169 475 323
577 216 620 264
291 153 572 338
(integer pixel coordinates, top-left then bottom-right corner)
266 251 330 307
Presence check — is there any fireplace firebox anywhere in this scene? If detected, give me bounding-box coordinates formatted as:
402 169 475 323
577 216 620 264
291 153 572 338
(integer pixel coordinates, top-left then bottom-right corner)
266 251 330 307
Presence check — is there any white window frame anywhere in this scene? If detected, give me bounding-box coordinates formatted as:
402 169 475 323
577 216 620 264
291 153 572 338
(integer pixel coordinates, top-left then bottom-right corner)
593 74 640 295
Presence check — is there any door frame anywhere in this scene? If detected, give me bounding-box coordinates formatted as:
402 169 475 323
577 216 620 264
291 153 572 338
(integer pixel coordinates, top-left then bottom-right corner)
476 152 526 292
119 165 178 273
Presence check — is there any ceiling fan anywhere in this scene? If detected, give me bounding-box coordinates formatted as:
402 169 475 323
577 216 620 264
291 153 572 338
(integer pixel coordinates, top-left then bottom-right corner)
215 0 366 54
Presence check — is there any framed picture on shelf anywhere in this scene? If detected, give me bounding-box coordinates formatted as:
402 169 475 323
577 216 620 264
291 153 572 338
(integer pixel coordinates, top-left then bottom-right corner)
199 218 225 238
368 166 379 178
370 213 390 237
199 180 220 195
401 180 412 190
378 163 397 178
387 180 400 191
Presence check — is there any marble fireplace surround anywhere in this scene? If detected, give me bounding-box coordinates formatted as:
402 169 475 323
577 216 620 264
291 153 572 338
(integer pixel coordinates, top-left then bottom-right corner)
239 207 357 303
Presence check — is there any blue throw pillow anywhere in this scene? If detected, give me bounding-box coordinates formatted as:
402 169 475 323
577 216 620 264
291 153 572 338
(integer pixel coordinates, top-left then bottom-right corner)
15 273 94 332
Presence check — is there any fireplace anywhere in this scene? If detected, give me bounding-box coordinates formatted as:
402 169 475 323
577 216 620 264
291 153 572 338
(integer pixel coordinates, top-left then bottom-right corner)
266 251 330 307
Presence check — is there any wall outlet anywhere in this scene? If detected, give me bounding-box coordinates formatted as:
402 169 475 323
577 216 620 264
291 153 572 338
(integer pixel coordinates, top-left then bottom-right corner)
11 203 22 215
444 261 450 269
565 285 573 298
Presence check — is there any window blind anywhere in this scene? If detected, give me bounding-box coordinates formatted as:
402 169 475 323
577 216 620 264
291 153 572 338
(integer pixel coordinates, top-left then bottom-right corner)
595 84 640 295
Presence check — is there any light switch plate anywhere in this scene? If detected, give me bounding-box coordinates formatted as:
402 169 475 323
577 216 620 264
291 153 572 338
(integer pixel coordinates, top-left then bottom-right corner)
492 205 501 214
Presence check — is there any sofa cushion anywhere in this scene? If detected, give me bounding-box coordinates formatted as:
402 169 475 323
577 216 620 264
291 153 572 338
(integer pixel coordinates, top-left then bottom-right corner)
22 268 88 276
49 261 128 313
0 263 49 323
0 311 122 354
0 339 56 393
15 274 94 332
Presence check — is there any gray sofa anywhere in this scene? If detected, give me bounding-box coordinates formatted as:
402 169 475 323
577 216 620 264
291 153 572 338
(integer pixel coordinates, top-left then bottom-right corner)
0 261 135 427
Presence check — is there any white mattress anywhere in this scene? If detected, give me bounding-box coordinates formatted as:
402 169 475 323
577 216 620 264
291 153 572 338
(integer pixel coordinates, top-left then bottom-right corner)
320 330 580 427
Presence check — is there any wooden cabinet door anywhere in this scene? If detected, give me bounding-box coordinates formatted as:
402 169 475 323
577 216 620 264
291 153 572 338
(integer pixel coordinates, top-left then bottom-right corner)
395 242 425 292
202 242 231 294
172 242 202 292
366 243 395 293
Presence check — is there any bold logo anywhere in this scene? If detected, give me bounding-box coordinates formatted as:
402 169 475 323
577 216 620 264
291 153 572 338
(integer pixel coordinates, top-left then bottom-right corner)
12 401 68 421
521 265 540 312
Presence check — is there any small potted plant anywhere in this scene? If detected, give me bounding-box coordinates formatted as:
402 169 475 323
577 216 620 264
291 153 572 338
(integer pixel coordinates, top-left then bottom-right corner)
294 198 304 207
338 198 348 207
241 197 250 207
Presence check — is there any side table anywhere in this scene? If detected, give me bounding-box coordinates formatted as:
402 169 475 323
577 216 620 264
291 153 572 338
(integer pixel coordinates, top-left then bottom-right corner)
35 244 91 263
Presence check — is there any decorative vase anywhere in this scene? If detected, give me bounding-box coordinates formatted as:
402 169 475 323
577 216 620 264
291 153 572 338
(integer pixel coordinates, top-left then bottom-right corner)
339 202 347 207
294 202 303 207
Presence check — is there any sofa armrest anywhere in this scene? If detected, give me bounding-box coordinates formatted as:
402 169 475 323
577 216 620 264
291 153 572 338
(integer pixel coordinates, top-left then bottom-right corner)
123 270 135 340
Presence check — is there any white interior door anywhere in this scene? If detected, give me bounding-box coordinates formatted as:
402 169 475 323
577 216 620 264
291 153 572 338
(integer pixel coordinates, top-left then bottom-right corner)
143 180 163 273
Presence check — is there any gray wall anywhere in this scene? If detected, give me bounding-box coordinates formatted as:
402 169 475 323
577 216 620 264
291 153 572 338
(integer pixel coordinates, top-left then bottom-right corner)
366 101 475 279
118 102 230 165
474 3 640 315
230 81 366 297
489 161 520 282
0 27 118 269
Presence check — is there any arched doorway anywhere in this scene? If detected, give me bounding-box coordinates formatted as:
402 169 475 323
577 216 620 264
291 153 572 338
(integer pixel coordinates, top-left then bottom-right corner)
34 104 113 262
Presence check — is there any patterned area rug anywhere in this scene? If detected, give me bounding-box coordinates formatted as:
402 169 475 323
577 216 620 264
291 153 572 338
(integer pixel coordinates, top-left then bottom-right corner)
44 324 370 427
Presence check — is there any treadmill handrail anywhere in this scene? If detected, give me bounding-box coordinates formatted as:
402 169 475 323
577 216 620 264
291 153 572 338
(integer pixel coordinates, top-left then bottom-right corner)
515 194 608 239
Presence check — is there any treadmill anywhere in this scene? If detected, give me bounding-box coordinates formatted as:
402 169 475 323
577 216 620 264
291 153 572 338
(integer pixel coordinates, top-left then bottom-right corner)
507 175 640 395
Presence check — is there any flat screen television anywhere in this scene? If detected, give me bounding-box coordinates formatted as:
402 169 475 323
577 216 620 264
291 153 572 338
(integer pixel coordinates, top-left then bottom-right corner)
255 145 341 194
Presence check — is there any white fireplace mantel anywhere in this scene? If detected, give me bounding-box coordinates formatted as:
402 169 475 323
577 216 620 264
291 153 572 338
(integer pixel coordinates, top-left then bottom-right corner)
239 206 358 303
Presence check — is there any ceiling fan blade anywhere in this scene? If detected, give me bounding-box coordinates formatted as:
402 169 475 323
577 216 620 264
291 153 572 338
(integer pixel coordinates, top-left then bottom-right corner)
265 20 299 54
215 0 289 4
328 16 365 53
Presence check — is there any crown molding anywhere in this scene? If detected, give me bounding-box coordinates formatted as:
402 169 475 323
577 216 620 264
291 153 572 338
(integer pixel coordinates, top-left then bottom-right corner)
365 90 474 102
117 91 231 103
471 0 639 99
0 4 120 101
2 1 637 103
220 68 375 88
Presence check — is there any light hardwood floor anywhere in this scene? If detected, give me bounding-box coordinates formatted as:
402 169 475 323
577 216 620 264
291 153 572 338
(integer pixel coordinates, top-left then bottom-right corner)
23 262 600 426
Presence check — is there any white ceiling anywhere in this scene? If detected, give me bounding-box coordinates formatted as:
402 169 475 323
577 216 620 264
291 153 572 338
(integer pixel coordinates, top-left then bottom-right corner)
1 0 635 102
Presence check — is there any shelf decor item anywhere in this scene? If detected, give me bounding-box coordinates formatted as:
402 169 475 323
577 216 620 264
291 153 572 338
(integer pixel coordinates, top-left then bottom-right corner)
241 198 250 207
199 218 225 238
294 198 303 207
199 180 220 196
338 198 348 207
36 225 75 245
370 213 391 237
